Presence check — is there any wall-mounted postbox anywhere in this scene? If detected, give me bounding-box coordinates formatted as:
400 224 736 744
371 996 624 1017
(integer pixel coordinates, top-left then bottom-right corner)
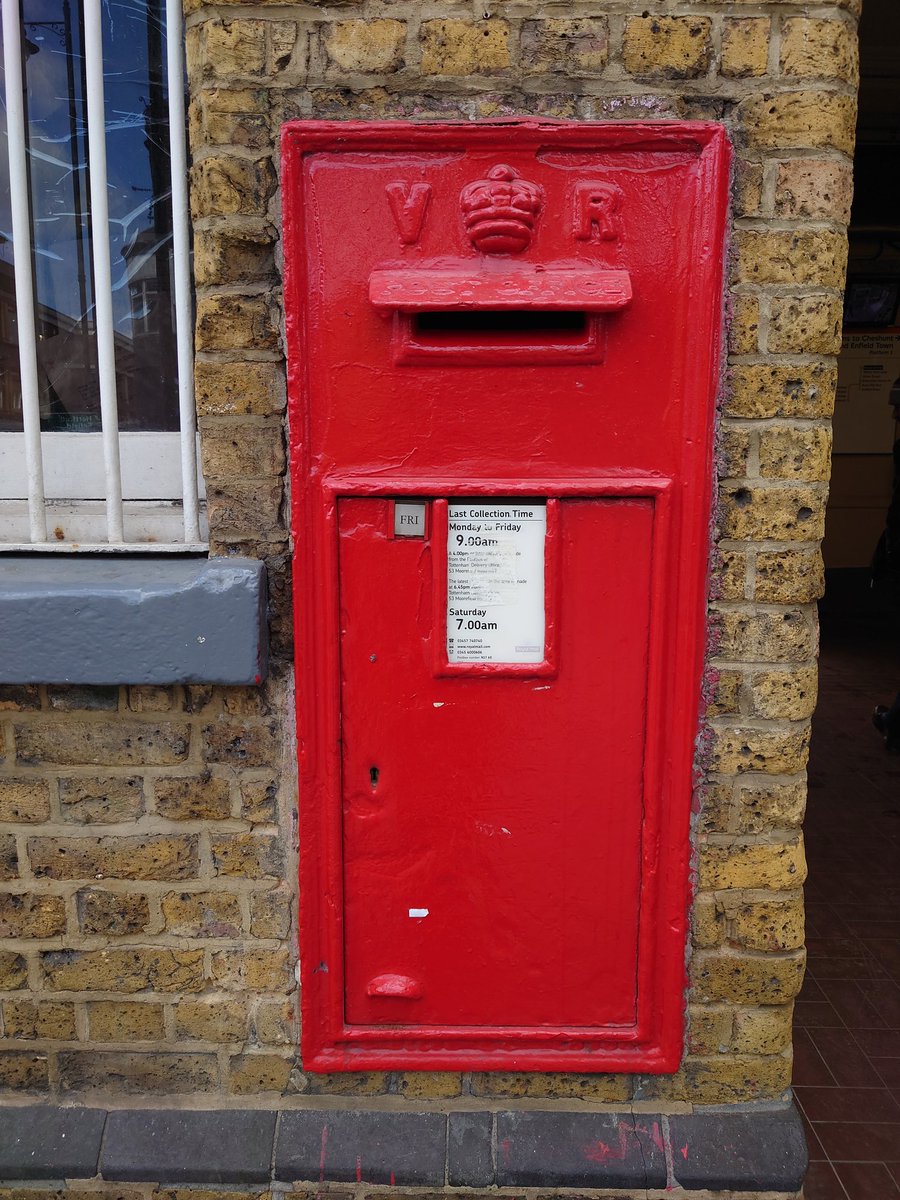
282 120 729 1072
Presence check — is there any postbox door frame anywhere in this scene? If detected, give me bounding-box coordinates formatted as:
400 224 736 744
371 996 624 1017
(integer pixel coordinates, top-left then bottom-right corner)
283 120 731 1072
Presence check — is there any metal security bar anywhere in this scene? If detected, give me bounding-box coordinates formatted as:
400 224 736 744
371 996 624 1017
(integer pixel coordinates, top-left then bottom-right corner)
0 0 204 550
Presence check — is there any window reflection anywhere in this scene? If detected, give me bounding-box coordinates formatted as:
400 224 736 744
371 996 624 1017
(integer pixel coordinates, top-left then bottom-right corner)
0 0 182 432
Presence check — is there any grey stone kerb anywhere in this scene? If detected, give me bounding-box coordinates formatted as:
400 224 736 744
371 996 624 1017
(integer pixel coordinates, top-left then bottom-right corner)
0 556 267 685
0 1103 809 1192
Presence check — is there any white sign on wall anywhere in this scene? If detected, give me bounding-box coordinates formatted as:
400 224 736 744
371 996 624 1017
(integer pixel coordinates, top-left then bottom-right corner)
446 503 546 664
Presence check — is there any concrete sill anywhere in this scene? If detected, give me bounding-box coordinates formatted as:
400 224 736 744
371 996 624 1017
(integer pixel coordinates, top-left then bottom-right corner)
0 556 268 685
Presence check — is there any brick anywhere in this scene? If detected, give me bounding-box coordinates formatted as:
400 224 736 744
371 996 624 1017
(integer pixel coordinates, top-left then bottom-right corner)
756 548 825 602
29 835 198 882
711 548 747 601
775 159 853 222
239 777 278 824
0 685 40 711
222 687 269 717
202 20 266 79
128 686 178 713
707 669 742 718
768 295 843 356
708 724 810 776
781 18 859 85
733 159 763 218
209 948 292 992
253 998 295 1045
623 16 712 80
0 779 51 823
419 20 510 76
733 229 848 288
758 425 832 481
193 226 276 287
175 997 247 1042
211 833 283 879
0 1052 48 1091
520 19 609 75
747 665 818 720
693 898 725 948
731 895 805 951
250 889 291 938
0 952 28 990
203 721 280 766
42 948 205 993
194 88 271 153
396 1072 463 1099
730 1004 794 1054
721 18 769 78
195 296 280 353
2 999 77 1040
688 1005 732 1055
718 426 751 479
727 362 837 420
47 686 118 712
728 294 760 356
718 484 826 541
228 1052 293 1094
191 155 276 219
324 20 405 74
691 949 806 1004
0 893 66 938
470 1072 632 1101
88 1001 166 1041
154 775 232 821
699 837 806 890
697 781 735 835
269 21 300 77
641 1053 791 1103
0 835 19 880
714 602 817 665
207 479 284 537
77 890 152 936
737 91 857 155
161 890 242 937
58 1051 218 1094
58 776 144 823
15 720 190 767
734 780 807 834
300 1071 388 1096
195 361 285 417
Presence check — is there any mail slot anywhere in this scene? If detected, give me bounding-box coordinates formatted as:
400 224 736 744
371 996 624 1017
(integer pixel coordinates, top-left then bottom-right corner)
282 120 730 1072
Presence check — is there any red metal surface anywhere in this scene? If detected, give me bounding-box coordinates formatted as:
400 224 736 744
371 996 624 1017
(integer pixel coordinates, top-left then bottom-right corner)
282 120 730 1072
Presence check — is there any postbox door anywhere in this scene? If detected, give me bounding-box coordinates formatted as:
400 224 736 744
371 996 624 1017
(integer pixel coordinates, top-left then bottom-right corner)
339 494 655 1028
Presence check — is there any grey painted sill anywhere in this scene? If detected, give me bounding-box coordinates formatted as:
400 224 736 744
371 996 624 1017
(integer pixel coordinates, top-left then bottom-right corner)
0 556 268 685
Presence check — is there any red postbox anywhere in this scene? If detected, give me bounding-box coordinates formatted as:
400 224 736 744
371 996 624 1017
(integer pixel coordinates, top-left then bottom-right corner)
282 120 730 1072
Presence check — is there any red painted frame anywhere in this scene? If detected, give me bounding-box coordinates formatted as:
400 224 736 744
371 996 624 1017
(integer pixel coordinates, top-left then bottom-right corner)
282 120 731 1072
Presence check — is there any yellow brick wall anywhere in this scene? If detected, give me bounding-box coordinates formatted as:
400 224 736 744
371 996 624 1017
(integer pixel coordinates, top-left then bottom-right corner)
0 0 859 1106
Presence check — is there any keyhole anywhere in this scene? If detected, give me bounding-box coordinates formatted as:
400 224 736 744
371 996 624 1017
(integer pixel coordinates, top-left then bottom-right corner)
369 766 379 789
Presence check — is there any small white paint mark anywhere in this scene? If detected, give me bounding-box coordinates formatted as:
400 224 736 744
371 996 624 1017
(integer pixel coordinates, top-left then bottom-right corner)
432 701 445 708
533 685 551 691
500 827 511 835
408 907 429 918
197 635 206 644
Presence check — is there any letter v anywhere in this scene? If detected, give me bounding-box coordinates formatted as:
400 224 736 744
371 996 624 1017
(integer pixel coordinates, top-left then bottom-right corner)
385 181 432 245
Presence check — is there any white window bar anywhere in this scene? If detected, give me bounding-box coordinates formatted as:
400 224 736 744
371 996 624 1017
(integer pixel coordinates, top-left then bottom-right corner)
83 0 124 543
166 0 201 544
1 0 48 544
1 0 203 550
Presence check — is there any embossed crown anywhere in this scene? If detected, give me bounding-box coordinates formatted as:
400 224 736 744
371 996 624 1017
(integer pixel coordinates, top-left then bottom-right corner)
460 164 543 255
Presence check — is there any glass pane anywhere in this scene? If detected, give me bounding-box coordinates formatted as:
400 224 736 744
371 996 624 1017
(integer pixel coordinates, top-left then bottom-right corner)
0 0 182 432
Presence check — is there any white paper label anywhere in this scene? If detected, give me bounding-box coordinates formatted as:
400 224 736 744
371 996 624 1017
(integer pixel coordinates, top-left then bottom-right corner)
447 503 546 664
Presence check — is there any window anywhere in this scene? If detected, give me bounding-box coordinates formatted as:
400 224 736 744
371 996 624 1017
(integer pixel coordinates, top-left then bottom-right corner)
0 0 202 548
